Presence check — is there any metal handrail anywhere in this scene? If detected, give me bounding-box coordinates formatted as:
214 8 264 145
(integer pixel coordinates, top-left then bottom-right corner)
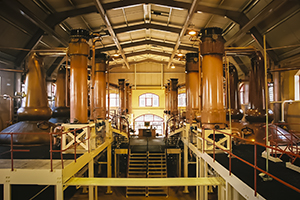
196 127 300 196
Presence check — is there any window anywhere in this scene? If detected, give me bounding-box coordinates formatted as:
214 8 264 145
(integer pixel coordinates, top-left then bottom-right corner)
239 83 245 105
178 93 186 107
134 114 164 137
139 93 159 107
106 93 119 107
268 82 274 102
295 70 300 100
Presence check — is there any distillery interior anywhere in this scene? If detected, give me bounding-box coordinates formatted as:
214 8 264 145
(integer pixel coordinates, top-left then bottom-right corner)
0 0 300 200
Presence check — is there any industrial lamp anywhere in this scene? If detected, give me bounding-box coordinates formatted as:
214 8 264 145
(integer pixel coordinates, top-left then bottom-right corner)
171 63 175 69
187 29 197 37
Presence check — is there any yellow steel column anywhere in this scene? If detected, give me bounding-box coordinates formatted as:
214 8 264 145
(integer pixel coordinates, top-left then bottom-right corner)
183 123 190 193
89 160 94 200
68 29 90 123
106 119 112 194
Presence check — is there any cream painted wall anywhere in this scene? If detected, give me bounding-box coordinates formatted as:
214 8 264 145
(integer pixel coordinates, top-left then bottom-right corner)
109 61 185 87
281 69 300 130
131 88 165 121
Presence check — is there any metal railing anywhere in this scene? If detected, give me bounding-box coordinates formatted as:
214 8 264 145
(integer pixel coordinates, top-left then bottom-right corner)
0 125 92 172
195 126 300 196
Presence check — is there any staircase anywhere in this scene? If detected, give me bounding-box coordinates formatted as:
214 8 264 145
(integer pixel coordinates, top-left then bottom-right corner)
148 152 168 196
126 151 147 196
126 150 168 197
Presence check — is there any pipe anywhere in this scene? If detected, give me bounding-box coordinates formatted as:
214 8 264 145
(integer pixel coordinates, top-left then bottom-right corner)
93 53 107 120
69 29 90 123
186 53 199 124
0 68 24 73
281 100 300 122
125 83 130 114
200 27 226 127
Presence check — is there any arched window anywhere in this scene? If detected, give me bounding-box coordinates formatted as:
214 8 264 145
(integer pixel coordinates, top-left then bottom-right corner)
178 93 186 107
134 114 164 137
139 93 159 107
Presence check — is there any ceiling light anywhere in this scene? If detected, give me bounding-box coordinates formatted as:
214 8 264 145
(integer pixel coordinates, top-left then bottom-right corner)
187 30 197 36
171 64 175 69
177 53 183 57
197 11 202 14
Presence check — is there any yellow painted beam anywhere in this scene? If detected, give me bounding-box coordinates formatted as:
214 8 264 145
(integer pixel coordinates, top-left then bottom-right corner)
66 177 222 187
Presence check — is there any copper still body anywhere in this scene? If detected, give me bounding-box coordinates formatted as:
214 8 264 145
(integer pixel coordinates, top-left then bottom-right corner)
118 79 126 115
245 52 274 123
69 29 90 123
164 83 171 115
51 66 70 123
186 53 200 124
125 83 132 114
93 53 107 120
200 27 226 127
227 64 243 121
0 53 54 145
170 79 178 116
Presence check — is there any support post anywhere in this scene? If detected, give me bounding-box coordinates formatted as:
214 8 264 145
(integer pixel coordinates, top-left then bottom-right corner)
106 119 112 194
183 123 190 193
89 160 94 200
4 183 11 200
55 183 63 200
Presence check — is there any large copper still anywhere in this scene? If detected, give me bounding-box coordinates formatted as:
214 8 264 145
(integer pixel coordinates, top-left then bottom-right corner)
170 79 178 116
69 29 90 123
186 53 200 123
245 52 274 123
227 63 243 121
93 53 107 120
118 79 126 115
200 27 226 127
51 66 70 123
0 53 54 145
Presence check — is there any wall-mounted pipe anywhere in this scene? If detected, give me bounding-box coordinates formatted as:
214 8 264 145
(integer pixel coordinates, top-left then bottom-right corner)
0 68 24 73
200 27 226 127
68 29 90 123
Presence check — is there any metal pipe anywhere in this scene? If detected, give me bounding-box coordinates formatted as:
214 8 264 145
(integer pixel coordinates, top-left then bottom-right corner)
281 100 300 122
0 68 24 73
69 29 90 123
